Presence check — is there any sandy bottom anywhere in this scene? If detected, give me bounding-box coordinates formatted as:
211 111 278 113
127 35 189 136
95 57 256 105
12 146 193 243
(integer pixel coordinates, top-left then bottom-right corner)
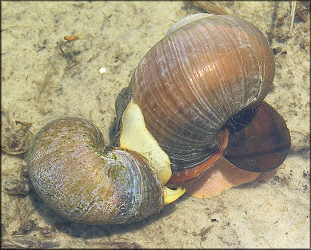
2 1 310 248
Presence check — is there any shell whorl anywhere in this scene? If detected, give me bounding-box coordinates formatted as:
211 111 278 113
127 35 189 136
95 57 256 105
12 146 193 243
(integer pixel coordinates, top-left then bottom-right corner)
130 14 274 171
27 117 164 225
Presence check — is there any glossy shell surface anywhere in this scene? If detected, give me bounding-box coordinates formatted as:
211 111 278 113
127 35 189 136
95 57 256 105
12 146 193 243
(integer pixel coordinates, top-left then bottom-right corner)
27 117 164 225
130 15 275 171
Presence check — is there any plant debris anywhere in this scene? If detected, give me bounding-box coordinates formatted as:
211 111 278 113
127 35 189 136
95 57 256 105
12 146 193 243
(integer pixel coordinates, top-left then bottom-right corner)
1 113 33 155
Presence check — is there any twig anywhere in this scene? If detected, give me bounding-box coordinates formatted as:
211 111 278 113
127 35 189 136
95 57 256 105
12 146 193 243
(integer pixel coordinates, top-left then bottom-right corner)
289 1 296 34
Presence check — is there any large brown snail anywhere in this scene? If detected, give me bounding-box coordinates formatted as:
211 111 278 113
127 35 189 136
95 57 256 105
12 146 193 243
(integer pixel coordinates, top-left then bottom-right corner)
27 14 291 225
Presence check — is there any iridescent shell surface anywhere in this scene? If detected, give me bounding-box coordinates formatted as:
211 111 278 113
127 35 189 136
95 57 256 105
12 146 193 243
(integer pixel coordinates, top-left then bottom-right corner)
130 15 275 172
27 117 164 225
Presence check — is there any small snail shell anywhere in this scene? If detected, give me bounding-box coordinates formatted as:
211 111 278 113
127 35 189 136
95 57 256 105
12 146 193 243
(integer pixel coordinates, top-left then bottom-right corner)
126 14 290 186
27 117 183 225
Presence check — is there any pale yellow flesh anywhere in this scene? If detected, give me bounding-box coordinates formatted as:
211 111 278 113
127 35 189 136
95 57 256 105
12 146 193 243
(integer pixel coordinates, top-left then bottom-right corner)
163 186 186 205
120 100 185 205
120 100 172 185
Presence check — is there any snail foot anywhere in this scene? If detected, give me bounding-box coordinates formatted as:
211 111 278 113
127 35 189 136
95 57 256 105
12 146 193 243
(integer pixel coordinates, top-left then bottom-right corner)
184 156 260 199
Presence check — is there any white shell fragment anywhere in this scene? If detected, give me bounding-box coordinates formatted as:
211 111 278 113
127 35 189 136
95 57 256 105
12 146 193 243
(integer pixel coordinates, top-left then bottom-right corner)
99 67 107 74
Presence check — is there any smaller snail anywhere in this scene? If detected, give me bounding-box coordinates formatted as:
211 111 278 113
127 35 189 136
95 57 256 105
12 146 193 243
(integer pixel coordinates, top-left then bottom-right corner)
27 116 184 225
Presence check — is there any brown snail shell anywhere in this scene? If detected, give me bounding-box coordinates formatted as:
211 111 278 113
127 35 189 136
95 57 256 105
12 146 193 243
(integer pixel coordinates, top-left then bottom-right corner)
26 117 164 225
128 14 290 185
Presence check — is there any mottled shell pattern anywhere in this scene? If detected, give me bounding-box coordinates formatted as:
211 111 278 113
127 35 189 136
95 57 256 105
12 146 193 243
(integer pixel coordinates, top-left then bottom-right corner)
130 14 275 172
27 118 163 225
